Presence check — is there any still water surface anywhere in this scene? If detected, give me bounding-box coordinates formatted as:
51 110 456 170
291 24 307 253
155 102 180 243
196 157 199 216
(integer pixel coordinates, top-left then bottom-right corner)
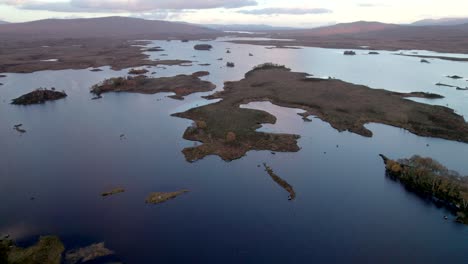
1 38 468 263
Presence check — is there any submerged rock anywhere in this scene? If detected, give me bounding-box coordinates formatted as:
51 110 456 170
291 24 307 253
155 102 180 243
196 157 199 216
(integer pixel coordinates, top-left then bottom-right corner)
11 89 67 105
13 124 26 133
145 190 189 204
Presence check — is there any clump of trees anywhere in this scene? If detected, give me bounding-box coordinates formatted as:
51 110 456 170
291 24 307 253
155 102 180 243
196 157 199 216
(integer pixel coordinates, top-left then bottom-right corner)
381 154 468 224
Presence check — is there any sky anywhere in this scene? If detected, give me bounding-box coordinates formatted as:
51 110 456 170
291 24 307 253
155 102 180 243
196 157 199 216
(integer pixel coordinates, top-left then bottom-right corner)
0 0 468 27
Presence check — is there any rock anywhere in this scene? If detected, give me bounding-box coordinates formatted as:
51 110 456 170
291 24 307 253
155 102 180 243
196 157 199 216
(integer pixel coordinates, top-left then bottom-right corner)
145 190 189 204
447 75 463 79
11 89 67 105
91 95 102 100
90 68 103 72
0 75 6 78
226 62 235 67
194 44 213 51
368 51 380 55
226 50 231 53
249 53 253 56
420 59 430 63
181 39 189 42
344 50 356 55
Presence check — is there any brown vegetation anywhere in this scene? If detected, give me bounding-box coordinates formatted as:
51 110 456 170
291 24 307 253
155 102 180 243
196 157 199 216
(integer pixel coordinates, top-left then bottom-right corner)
90 74 216 100
145 190 189 204
380 154 468 224
173 64 468 162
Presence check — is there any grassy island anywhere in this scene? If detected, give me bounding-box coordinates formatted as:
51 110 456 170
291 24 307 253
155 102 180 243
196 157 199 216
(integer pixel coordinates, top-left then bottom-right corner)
12 88 67 105
91 74 216 100
173 63 468 162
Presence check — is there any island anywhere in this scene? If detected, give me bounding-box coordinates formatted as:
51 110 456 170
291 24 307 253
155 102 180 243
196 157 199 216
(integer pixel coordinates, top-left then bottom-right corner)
1 235 64 264
379 154 468 224
90 74 216 100
264 163 296 200
194 44 213 51
11 88 67 105
101 188 125 197
172 63 468 162
145 190 189 204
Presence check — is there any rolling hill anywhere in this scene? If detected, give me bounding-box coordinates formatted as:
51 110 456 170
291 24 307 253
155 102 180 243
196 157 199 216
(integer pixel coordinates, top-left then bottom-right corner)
0 16 219 40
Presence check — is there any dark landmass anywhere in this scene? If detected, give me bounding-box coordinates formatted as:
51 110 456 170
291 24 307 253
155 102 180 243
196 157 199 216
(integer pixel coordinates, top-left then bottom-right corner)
380 154 468 224
392 91 444 99
0 17 218 40
173 64 468 162
128 68 149 75
192 71 210 77
447 75 463 79
101 188 125 197
228 21 468 54
0 38 192 73
1 235 64 264
91 74 215 100
397 53 468 62
11 89 67 105
263 163 296 200
145 190 189 204
194 44 213 50
65 242 114 264
0 16 218 73
90 68 102 72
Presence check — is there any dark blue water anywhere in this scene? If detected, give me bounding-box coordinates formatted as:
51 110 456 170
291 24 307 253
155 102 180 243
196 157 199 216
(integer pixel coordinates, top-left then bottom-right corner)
1 39 468 263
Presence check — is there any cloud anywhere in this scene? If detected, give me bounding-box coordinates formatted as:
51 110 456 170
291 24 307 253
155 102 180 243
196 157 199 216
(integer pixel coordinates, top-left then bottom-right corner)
0 0 258 12
238 7 332 15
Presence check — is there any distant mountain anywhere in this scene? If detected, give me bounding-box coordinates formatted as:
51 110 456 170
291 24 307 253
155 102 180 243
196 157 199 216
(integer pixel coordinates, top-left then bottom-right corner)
412 17 468 26
0 16 219 40
204 24 298 32
280 21 400 36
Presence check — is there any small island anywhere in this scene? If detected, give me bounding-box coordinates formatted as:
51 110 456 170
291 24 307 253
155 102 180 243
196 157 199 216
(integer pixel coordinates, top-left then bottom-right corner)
1 235 64 264
264 163 296 200
90 74 216 100
173 63 468 162
194 44 213 51
145 190 189 204
128 68 149 75
379 154 468 224
101 188 125 197
11 88 67 105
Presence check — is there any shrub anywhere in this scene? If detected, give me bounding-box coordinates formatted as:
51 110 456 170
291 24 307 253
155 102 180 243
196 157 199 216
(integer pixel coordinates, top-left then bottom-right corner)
226 132 236 142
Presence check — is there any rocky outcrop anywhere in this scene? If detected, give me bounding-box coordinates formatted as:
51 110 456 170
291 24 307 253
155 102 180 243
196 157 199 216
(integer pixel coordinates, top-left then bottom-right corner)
11 89 67 105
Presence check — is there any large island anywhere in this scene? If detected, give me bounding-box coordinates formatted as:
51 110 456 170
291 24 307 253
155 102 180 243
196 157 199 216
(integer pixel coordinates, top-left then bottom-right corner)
173 64 468 162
